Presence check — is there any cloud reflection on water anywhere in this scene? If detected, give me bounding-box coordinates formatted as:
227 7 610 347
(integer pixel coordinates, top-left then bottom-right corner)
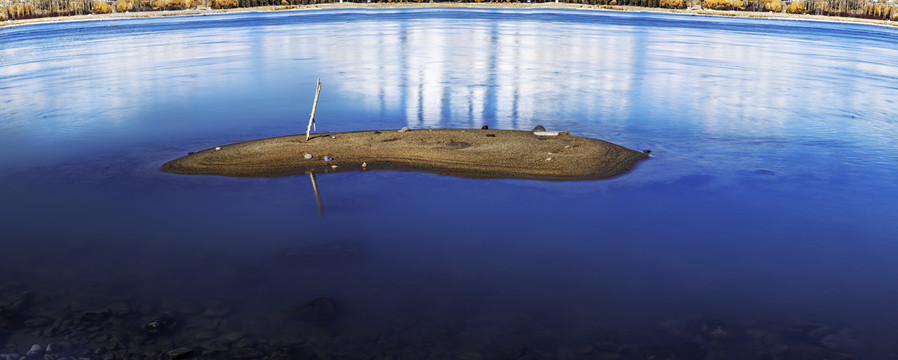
2 10 898 169
331 16 638 131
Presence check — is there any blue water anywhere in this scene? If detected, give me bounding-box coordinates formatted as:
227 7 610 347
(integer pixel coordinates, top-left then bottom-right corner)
2 8 898 358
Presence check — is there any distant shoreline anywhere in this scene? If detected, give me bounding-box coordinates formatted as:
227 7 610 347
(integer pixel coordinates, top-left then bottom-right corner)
2 2 897 29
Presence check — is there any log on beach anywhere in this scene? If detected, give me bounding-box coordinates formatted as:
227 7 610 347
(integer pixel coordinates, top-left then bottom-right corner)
161 128 648 180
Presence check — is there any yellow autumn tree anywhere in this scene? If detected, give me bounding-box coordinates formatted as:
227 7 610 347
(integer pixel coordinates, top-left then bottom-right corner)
661 0 687 8
785 0 805 13
166 0 189 9
92 1 113 13
211 0 237 8
762 0 783 11
114 0 133 11
703 0 743 9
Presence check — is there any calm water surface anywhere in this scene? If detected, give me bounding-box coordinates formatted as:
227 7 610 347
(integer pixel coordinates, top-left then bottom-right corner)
2 8 898 358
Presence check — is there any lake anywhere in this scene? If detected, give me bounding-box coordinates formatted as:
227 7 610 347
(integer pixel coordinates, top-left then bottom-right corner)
2 7 898 359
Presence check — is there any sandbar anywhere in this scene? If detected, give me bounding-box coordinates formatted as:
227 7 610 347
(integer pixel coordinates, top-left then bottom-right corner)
161 128 648 180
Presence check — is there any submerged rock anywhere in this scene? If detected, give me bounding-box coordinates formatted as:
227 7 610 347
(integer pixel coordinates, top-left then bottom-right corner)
23 317 51 328
143 312 180 334
640 345 678 360
701 321 739 341
0 307 21 332
107 302 132 316
25 344 42 357
9 291 35 310
203 301 233 318
202 338 231 352
268 335 304 348
230 347 264 359
45 342 67 354
819 328 859 351
290 297 338 323
165 347 194 360
80 309 110 322
788 324 834 343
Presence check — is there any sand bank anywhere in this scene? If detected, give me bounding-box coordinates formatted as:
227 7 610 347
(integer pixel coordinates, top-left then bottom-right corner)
161 128 648 180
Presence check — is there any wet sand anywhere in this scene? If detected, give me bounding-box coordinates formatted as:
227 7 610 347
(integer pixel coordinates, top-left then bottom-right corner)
3 2 897 29
161 128 649 180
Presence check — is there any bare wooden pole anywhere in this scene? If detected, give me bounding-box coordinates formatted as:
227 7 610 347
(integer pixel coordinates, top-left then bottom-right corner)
306 78 322 141
309 172 323 217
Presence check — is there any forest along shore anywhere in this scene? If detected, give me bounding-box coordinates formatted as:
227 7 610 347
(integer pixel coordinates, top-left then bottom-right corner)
2 2 898 29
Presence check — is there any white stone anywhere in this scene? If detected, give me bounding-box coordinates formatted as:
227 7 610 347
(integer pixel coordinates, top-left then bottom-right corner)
304 154 313 159
26 344 42 357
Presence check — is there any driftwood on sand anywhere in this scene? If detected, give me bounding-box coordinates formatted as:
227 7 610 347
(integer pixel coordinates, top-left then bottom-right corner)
161 128 648 180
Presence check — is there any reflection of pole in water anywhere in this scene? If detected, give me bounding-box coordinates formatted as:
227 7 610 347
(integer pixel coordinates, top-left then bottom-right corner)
309 172 323 217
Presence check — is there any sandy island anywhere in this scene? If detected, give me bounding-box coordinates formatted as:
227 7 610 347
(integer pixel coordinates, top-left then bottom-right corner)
3 2 896 29
161 128 649 180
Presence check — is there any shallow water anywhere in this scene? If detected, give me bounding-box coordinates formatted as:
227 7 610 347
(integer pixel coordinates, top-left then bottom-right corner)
2 8 898 359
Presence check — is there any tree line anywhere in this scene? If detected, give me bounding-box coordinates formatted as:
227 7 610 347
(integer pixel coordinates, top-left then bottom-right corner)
2 0 897 22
